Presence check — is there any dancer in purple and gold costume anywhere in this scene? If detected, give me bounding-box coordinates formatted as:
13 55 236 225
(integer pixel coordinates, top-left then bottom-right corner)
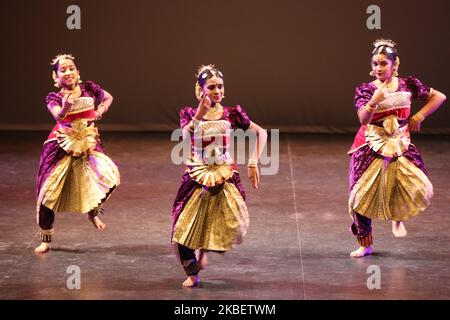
35 54 120 254
348 40 446 257
171 65 267 286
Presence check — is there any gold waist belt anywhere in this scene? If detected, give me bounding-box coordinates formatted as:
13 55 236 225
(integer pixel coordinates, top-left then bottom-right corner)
56 119 99 156
365 116 410 157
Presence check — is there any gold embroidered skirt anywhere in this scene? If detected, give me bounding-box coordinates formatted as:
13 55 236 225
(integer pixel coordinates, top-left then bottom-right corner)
349 117 433 221
172 161 249 251
37 121 120 215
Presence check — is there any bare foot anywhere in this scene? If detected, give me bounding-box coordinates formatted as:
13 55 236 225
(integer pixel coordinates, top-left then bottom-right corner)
35 242 50 254
182 275 199 287
392 221 407 237
350 246 373 258
88 215 106 230
197 250 208 270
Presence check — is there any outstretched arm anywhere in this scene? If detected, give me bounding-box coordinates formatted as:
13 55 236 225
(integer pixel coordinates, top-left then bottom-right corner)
247 121 268 189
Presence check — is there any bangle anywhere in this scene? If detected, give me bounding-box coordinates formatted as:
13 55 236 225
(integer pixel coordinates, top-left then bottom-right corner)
97 104 106 114
192 118 201 126
364 103 377 113
56 111 66 121
412 112 425 123
247 159 258 168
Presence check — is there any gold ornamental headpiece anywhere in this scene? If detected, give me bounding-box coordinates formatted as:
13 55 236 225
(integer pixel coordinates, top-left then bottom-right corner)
373 39 396 49
372 39 397 54
51 54 76 67
196 64 223 81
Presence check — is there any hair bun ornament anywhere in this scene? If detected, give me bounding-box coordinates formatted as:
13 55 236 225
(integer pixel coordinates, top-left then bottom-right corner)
196 64 216 79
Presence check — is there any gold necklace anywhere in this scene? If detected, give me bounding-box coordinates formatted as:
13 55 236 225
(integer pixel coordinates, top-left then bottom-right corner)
203 104 223 121
61 85 81 97
380 77 398 92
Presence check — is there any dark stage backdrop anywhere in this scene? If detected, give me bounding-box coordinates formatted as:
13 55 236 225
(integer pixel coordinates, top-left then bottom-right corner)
1 0 449 132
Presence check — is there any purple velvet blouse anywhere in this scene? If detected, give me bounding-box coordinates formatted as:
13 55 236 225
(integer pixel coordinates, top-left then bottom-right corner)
45 81 105 109
179 105 252 130
354 76 431 112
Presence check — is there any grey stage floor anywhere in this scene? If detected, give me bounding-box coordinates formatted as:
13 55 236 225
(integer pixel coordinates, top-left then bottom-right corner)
0 131 449 300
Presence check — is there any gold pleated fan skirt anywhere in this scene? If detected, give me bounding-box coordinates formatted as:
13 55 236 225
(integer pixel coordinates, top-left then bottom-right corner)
349 156 433 221
38 120 120 215
37 151 120 215
56 119 99 157
172 182 249 251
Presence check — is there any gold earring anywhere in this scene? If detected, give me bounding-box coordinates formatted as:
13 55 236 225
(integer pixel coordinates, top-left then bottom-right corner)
394 57 400 76
369 71 375 77
53 79 61 88
195 81 203 100
52 71 61 88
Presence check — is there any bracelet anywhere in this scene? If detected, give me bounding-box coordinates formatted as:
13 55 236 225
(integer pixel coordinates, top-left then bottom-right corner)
192 118 201 127
363 103 377 113
56 111 66 121
411 112 425 123
247 159 258 168
97 104 106 113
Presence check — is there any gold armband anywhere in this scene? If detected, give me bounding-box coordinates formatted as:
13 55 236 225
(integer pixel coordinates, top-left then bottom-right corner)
411 112 425 123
